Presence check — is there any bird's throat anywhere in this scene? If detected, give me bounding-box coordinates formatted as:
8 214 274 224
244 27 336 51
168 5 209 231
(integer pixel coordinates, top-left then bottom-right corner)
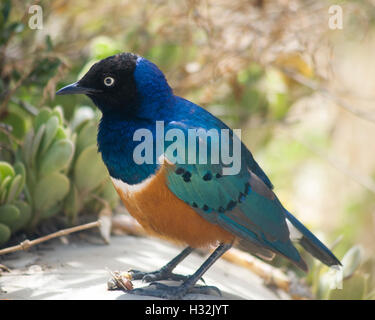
97 115 160 185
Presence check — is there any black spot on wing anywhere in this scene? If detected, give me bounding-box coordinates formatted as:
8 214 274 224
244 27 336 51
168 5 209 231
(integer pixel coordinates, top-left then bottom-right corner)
182 171 192 182
203 172 212 181
238 192 246 203
226 200 237 211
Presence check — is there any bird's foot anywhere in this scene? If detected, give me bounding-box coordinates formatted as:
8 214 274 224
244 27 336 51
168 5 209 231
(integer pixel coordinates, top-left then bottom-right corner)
129 282 221 300
128 268 190 283
108 268 205 291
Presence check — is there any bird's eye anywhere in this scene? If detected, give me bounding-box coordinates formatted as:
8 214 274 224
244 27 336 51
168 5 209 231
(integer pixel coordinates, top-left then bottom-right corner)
104 77 115 87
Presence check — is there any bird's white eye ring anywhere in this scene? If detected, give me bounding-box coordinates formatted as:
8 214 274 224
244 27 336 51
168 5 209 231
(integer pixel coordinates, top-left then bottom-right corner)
104 76 115 86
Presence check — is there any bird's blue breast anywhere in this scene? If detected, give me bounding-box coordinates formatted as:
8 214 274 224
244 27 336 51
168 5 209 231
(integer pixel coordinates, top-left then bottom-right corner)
97 115 160 185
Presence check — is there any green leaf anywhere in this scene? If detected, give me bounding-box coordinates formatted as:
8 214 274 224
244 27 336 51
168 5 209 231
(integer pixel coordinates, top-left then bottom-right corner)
64 184 81 224
39 115 60 156
70 106 95 132
31 124 46 168
5 174 23 203
26 168 37 193
0 223 11 246
76 122 97 156
0 204 20 229
74 145 108 193
0 175 12 203
342 245 363 279
54 127 68 141
22 129 35 167
39 139 74 177
33 172 70 213
99 178 119 209
12 200 31 231
0 161 15 181
34 108 51 132
13 162 26 196
51 106 64 125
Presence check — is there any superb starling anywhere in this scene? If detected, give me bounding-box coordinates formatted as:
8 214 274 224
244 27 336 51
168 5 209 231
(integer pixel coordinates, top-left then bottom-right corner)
57 53 341 299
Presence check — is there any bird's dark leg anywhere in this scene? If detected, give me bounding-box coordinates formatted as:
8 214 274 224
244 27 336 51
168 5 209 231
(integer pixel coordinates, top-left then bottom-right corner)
129 243 232 299
128 246 194 282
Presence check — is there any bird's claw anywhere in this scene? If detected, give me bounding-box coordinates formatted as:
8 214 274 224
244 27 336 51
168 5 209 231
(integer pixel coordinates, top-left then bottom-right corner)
189 284 222 297
128 268 189 282
128 282 222 300
129 282 185 299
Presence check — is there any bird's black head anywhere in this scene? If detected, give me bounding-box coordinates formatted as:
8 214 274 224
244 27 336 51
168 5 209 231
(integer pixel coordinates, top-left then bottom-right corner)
57 53 140 116
57 52 173 118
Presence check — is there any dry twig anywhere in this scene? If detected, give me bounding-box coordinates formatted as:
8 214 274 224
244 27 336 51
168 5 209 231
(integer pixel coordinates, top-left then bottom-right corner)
0 220 101 256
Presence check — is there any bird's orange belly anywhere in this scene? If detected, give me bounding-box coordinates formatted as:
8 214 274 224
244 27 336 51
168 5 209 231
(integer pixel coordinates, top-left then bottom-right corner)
111 165 234 248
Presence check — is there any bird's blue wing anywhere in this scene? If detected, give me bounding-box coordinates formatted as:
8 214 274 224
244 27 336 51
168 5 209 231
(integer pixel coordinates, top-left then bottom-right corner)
163 121 307 270
173 97 274 190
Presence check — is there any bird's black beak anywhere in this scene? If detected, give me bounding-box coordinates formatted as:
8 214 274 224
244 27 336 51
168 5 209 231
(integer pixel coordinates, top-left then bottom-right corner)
56 82 102 96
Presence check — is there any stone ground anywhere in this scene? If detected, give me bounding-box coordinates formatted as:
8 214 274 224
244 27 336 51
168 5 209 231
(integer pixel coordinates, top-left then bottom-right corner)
0 234 290 300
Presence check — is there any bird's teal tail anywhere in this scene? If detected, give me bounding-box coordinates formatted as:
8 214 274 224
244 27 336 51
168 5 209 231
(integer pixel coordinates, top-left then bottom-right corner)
285 210 342 267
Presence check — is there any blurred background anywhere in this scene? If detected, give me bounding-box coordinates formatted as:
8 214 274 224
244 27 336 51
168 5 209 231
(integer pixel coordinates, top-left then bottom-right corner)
0 0 374 299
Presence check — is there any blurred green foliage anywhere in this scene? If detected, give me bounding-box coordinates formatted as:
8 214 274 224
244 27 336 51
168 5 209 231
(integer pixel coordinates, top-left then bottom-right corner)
0 161 29 244
0 1 121 246
21 106 73 228
0 0 374 300
64 107 118 225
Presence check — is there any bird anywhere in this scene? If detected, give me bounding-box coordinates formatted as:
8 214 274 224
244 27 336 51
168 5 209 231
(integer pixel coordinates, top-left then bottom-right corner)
56 52 341 299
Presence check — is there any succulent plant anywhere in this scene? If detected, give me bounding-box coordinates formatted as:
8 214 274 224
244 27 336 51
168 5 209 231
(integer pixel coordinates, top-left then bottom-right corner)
0 161 30 245
0 106 118 246
64 107 118 225
21 106 74 229
311 244 373 300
